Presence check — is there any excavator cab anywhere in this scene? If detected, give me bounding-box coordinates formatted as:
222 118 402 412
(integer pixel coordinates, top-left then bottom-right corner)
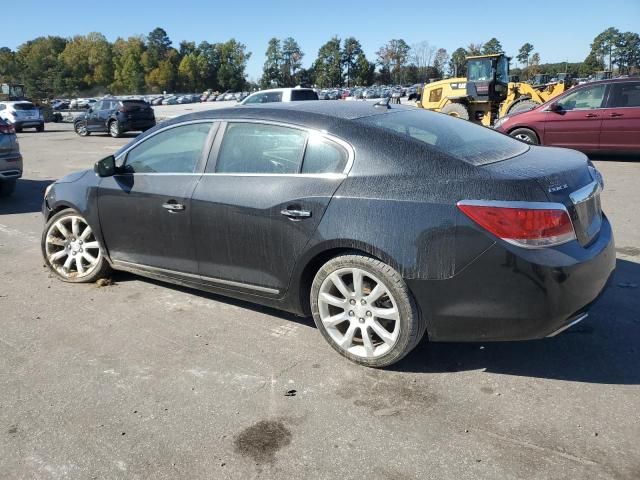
465 54 509 104
532 74 550 86
0 83 26 101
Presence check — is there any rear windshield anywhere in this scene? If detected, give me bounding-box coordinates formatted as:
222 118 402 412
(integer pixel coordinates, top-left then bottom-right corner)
291 90 318 101
357 110 528 166
13 103 36 111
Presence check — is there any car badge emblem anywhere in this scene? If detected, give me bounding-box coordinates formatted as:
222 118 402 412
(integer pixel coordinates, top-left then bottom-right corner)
548 183 569 193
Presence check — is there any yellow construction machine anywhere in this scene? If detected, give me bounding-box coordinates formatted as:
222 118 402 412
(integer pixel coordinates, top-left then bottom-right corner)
417 54 572 126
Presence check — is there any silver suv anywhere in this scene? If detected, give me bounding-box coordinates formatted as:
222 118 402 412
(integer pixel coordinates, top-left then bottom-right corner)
0 101 44 132
239 87 318 105
0 118 22 197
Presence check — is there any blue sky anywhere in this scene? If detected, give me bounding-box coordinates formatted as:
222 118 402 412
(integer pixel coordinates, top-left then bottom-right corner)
3 0 639 80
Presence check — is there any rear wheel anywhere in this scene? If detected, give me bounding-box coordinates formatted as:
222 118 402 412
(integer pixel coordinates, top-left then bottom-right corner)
0 180 16 197
509 127 539 145
440 103 469 120
108 121 121 138
41 209 111 283
507 99 540 115
310 254 426 368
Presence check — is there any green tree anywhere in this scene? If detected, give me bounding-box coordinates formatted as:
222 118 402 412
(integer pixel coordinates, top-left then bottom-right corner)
146 27 172 63
111 36 146 94
614 31 640 74
580 51 605 76
377 39 410 84
0 47 19 82
352 52 375 86
591 27 621 71
448 47 467 77
466 43 483 56
516 43 534 72
216 39 250 91
314 37 342 88
60 32 113 93
260 38 283 88
281 37 303 86
146 49 178 93
15 36 68 98
432 48 448 77
341 37 363 87
482 38 504 55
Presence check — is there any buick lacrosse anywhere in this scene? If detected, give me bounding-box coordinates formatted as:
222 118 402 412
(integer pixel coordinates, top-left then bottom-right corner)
41 102 615 367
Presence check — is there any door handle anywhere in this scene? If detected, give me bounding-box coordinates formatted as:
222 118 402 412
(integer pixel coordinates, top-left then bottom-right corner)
162 201 185 212
584 113 598 118
609 112 623 117
280 208 312 220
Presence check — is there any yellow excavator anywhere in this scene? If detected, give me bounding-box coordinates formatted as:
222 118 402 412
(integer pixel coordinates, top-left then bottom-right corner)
417 54 572 126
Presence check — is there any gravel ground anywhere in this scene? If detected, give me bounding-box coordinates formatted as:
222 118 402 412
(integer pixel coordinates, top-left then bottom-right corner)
0 123 639 479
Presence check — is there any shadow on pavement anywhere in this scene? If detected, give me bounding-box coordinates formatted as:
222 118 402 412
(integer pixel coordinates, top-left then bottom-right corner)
394 258 640 385
112 257 639 385
0 178 53 215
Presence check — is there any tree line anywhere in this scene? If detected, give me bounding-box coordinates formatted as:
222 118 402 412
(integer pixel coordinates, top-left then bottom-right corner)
0 27 638 99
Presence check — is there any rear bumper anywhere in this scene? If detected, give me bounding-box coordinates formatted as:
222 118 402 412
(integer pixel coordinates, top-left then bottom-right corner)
120 119 155 131
0 155 23 180
14 120 44 129
408 216 615 342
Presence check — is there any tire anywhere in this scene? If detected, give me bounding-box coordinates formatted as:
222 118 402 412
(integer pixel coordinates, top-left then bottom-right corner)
15 126 22 133
108 120 121 138
41 209 111 283
507 99 540 115
440 103 469 120
509 127 540 145
0 179 16 197
74 122 89 137
310 254 426 368
36 124 44 132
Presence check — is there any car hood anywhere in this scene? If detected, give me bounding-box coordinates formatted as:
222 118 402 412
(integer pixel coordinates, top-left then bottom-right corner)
56 169 91 184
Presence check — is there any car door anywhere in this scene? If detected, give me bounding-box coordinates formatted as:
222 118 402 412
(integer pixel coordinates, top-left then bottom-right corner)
599 81 640 151
97 120 216 274
542 83 607 151
85 100 103 131
191 121 352 295
96 100 115 130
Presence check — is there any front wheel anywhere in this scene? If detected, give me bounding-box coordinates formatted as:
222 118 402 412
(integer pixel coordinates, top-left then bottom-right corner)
0 179 16 197
509 127 539 145
310 254 426 367
42 209 111 283
36 124 45 132
74 122 89 136
440 103 470 120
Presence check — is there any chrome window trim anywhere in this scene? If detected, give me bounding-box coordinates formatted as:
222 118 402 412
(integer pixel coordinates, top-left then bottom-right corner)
112 259 279 295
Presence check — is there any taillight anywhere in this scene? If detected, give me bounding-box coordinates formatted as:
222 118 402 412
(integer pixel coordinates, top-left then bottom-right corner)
457 201 576 248
0 123 15 134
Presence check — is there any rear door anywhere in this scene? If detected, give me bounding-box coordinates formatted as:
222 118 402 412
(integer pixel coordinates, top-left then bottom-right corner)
543 83 607 151
191 121 351 294
599 81 640 151
97 121 216 273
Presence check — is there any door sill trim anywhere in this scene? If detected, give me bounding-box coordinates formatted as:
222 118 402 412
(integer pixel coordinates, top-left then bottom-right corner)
112 260 280 295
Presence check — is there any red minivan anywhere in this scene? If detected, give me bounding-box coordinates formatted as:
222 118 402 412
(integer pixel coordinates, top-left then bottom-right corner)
494 78 640 153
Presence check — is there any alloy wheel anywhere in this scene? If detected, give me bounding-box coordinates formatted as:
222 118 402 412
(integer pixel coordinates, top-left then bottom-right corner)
44 215 101 279
514 133 533 143
317 267 400 359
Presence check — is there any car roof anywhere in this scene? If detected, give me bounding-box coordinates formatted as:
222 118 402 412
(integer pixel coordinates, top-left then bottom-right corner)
248 87 314 94
581 77 640 87
0 101 34 105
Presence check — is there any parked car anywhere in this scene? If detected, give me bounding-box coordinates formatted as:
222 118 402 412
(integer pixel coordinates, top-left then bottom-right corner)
73 99 156 138
162 96 178 105
0 101 45 132
0 118 22 197
41 102 613 367
494 78 640 152
207 94 218 102
239 88 318 105
151 97 165 106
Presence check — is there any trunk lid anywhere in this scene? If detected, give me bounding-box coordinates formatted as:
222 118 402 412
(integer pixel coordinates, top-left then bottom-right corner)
481 146 602 246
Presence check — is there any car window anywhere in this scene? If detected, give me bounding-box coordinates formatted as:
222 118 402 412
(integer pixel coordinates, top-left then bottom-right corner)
124 122 213 174
609 82 640 108
557 84 606 110
13 103 36 111
291 89 318 101
242 93 264 105
92 101 103 111
214 122 307 174
302 134 349 174
358 110 528 166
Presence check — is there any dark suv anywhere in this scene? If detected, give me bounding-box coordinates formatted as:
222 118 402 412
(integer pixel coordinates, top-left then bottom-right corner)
74 99 156 138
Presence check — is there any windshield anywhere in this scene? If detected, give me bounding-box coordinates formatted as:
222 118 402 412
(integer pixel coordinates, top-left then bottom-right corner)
497 57 509 83
467 59 492 82
357 110 528 166
13 102 36 111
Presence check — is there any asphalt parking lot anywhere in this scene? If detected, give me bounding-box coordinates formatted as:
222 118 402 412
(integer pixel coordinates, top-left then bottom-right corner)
1 122 639 479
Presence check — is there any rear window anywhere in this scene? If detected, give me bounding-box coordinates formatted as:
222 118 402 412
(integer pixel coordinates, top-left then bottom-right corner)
122 100 148 108
291 89 318 101
13 103 36 111
357 110 528 166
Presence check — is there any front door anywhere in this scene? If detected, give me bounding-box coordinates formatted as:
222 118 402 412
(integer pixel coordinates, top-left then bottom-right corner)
191 121 351 294
543 83 607 150
599 81 640 151
97 121 215 273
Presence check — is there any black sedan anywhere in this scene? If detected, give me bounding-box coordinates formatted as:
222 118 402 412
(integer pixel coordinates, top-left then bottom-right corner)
41 102 615 367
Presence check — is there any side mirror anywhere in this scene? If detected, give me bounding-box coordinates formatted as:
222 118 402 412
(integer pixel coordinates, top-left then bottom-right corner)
548 102 561 112
94 155 116 177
